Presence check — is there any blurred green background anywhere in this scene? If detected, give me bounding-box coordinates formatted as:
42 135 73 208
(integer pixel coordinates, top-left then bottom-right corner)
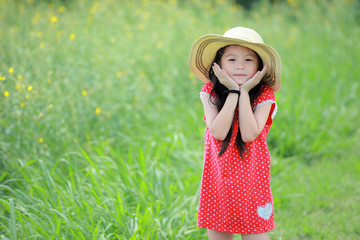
0 0 359 239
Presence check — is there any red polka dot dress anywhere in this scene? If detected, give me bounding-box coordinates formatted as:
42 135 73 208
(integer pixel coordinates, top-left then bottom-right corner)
197 82 277 234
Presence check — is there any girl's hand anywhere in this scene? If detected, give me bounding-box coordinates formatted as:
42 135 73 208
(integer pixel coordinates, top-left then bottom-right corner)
240 65 268 93
212 63 239 90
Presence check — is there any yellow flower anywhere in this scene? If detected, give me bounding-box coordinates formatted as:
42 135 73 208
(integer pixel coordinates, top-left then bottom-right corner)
51 16 58 23
27 85 33 91
82 90 88 96
126 32 133 39
36 31 43 38
8 68 14 74
38 138 44 143
95 107 101 115
287 0 299 7
70 33 76 40
144 54 151 61
137 23 145 30
142 11 150 20
59 6 66 13
17 75 22 80
40 42 45 48
20 102 25 107
188 72 195 79
135 8 142 15
116 72 122 78
32 12 40 25
140 71 146 79
0 75 6 81
4 91 9 97
156 42 163 49
89 1 100 14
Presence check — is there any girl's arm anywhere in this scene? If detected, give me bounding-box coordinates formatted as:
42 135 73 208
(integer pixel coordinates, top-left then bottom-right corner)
238 65 271 142
202 63 240 140
238 91 272 142
202 92 238 140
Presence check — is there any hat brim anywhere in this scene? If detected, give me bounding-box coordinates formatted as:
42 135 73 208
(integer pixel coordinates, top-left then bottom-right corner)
189 34 282 92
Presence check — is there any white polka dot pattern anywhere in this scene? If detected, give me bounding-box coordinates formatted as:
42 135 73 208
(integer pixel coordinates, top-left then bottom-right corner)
197 83 276 234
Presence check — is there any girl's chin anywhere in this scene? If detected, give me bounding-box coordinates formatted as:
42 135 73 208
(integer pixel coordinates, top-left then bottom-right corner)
234 78 250 86
235 81 246 86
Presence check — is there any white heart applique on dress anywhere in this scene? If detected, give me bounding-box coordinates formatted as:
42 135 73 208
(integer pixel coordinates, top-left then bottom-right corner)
257 203 273 220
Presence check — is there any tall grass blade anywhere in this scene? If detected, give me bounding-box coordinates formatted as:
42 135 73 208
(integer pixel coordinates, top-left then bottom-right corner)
9 199 17 240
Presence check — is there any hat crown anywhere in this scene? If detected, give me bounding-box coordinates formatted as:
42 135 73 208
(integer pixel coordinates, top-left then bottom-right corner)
223 27 264 44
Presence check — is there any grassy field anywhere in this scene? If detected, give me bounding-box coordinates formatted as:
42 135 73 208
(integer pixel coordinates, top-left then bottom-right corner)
0 0 359 239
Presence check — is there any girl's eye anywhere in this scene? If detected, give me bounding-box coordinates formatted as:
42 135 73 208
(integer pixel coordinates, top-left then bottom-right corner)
245 58 253 62
228 58 236 62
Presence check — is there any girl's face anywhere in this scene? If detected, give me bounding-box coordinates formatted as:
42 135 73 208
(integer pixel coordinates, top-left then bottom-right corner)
220 45 260 86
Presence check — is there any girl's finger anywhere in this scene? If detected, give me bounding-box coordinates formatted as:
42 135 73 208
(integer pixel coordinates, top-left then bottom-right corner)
254 65 268 81
260 65 268 75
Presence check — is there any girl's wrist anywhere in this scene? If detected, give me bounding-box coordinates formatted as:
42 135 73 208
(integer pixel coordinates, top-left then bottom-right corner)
239 89 250 97
240 86 250 94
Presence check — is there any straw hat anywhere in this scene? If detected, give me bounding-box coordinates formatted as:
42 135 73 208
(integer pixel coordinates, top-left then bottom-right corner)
189 27 282 92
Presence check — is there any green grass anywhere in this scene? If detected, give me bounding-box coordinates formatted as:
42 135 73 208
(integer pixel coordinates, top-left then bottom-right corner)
274 156 360 239
0 0 359 239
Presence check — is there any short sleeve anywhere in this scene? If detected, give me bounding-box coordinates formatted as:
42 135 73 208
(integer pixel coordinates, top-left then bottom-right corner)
200 82 215 104
200 82 213 94
252 85 278 125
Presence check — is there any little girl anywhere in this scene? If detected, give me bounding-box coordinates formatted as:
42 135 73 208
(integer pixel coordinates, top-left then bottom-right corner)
189 27 282 240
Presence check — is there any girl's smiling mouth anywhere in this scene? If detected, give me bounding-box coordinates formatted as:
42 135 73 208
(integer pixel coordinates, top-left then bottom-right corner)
233 73 246 77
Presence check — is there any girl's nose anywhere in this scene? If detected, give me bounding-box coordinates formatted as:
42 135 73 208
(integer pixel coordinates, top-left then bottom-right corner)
237 64 244 70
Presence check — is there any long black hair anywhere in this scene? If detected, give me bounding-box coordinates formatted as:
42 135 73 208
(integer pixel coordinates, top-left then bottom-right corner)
208 45 273 158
